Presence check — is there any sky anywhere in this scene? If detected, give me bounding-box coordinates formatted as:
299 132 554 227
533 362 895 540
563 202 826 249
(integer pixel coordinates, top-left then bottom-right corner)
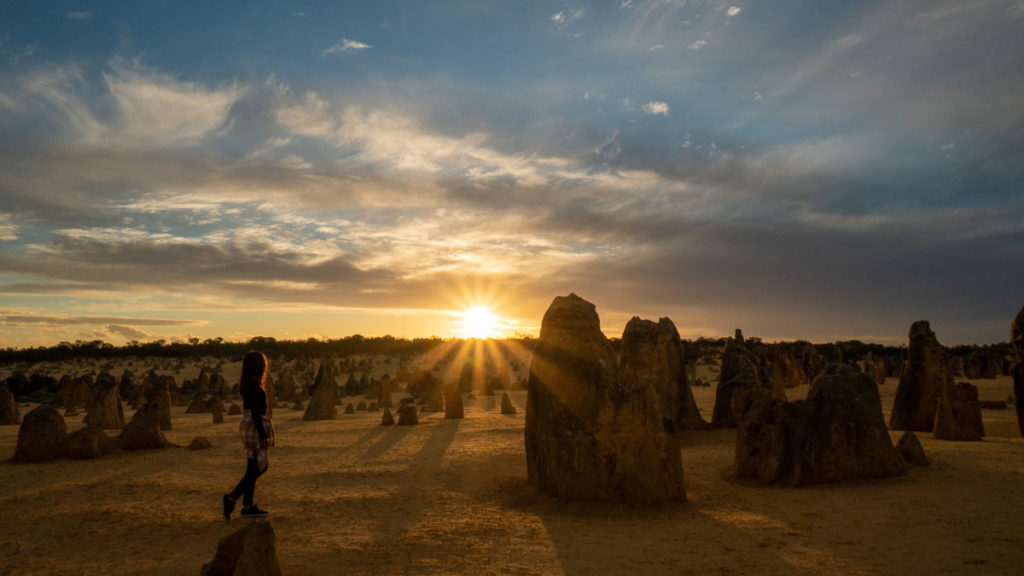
1 0 1022 348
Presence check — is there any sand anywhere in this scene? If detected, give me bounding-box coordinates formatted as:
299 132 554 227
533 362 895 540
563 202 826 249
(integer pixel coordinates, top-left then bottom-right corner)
1 375 1022 575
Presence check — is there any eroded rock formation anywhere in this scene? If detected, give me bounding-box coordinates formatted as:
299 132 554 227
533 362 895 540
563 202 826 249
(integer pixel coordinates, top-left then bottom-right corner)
890 321 951 432
525 294 684 504
736 364 906 485
933 381 984 441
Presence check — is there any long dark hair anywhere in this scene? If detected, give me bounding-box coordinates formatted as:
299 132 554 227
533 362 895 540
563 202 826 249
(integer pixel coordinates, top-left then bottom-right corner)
239 350 268 396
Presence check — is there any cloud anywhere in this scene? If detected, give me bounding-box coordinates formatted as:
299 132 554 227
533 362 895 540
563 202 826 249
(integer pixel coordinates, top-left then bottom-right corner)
1 313 200 327
0 214 19 241
551 11 566 24
65 11 92 20
687 39 706 50
105 324 153 340
323 38 373 55
9 59 244 150
726 7 742 18
641 101 669 116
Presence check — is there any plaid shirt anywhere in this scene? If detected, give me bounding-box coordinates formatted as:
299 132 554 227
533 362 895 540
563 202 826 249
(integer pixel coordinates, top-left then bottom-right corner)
239 412 275 471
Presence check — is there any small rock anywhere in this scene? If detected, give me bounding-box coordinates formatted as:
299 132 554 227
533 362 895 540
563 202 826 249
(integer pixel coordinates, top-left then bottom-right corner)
188 437 213 450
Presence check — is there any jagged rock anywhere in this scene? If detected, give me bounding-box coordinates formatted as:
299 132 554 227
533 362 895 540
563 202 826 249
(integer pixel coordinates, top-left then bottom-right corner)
210 397 225 423
0 385 20 425
186 393 209 414
120 403 171 450
65 424 118 459
13 405 67 462
356 401 367 411
58 376 90 410
200 520 282 576
303 361 338 421
933 381 985 441
896 431 929 466
500 392 517 415
397 404 418 425
144 375 173 431
712 330 766 428
119 371 137 403
379 388 393 410
368 402 379 412
188 437 213 450
736 364 907 485
525 294 685 504
712 352 763 428
890 321 951 432
275 372 298 402
228 404 242 416
344 403 355 414
444 384 464 419
619 316 707 431
862 358 887 387
381 408 395 425
85 373 125 430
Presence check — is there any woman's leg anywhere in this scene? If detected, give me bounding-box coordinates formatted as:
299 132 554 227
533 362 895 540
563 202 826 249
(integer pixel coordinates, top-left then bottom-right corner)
229 458 263 506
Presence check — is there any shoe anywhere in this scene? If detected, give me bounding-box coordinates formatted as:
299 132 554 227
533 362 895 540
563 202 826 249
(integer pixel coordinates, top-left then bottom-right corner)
222 494 236 521
240 505 268 518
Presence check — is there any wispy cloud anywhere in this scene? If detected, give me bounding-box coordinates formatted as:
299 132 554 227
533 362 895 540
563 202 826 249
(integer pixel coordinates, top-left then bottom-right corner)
323 38 373 55
687 39 706 50
641 101 669 116
726 6 742 18
65 11 93 21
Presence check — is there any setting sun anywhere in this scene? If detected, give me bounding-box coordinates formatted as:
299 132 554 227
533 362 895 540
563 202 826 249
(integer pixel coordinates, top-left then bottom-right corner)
457 306 502 339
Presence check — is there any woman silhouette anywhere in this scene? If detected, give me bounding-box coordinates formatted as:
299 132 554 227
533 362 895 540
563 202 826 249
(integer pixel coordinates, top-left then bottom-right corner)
222 350 275 519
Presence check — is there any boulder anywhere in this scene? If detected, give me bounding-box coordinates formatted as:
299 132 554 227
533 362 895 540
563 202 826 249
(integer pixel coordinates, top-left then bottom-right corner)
397 404 418 425
65 424 118 459
619 316 707 431
356 401 367 411
201 520 282 576
525 294 685 504
12 405 68 462
444 384 464 419
933 381 984 441
344 403 355 414
0 385 20 425
303 361 338 421
890 321 951 432
500 392 517 415
188 437 213 451
84 373 125 430
381 408 395 425
736 364 907 485
120 403 171 450
896 431 929 467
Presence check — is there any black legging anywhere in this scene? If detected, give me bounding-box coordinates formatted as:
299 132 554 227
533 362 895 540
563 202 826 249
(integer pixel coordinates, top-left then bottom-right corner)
230 457 267 507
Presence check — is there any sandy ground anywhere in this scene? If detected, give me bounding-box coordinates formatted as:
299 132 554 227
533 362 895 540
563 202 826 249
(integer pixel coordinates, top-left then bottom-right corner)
1 375 1022 576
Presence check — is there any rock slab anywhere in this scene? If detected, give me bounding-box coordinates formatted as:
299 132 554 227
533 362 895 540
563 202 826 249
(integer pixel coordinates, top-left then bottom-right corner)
201 520 282 576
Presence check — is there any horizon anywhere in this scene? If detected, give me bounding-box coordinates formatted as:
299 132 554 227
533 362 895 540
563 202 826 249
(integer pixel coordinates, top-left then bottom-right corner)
2 2 1022 348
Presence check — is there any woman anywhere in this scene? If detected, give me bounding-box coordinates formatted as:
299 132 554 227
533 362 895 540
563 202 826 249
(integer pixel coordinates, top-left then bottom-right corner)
222 350 275 520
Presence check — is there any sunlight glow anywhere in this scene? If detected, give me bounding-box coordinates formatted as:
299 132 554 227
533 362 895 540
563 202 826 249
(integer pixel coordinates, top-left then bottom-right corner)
457 306 502 339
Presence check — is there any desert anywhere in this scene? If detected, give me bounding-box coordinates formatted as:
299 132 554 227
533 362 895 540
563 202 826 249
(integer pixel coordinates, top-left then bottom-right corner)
2 330 1022 575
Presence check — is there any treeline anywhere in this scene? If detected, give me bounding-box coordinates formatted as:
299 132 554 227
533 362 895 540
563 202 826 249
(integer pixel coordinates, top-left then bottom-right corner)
0 335 539 365
1 334 1010 367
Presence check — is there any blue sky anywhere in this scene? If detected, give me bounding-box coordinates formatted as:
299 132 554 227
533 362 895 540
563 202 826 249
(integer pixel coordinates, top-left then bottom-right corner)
1 0 1022 346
